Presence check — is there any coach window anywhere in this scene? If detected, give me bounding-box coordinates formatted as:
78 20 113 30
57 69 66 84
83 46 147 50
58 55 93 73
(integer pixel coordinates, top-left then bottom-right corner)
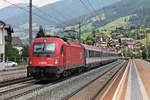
104 52 107 57
102 52 104 57
89 50 94 57
85 50 89 58
89 50 91 57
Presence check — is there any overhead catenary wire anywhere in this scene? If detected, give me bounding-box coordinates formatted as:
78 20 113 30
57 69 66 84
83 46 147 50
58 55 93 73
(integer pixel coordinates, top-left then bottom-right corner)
4 0 60 40
79 0 102 28
50 7 69 22
5 0 103 34
3 0 60 26
77 0 96 29
31 6 66 27
13 29 51 33
78 0 94 27
79 0 95 17
23 0 80 29
86 0 99 15
22 0 67 27
86 0 101 23
72 0 104 39
22 0 98 30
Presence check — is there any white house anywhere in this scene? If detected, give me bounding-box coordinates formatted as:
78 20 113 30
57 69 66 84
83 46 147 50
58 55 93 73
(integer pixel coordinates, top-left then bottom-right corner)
0 25 5 63
0 22 6 69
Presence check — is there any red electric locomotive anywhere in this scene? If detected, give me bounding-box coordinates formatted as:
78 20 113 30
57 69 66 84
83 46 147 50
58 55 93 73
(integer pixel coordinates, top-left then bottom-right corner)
27 37 85 78
27 36 118 79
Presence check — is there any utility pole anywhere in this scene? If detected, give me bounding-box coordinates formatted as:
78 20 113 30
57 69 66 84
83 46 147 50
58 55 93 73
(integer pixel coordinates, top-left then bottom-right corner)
146 30 148 48
78 22 81 40
29 0 32 44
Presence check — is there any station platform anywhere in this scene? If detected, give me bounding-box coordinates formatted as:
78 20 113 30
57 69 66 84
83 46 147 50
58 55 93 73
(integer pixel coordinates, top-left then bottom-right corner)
125 59 149 100
113 59 150 100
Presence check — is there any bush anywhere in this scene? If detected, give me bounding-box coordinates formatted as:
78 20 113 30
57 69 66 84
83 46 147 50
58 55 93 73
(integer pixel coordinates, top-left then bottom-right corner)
5 42 19 61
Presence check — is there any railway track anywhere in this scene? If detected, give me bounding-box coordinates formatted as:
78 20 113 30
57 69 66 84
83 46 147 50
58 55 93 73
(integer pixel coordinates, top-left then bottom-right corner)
0 77 67 100
18 60 125 100
0 69 27 84
0 79 36 95
93 60 128 100
64 60 128 100
0 77 33 88
0 71 78 100
0 60 126 100
0 80 42 100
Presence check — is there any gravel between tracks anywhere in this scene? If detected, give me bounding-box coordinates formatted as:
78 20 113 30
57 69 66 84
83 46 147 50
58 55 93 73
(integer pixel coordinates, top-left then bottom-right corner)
16 60 124 100
0 69 27 82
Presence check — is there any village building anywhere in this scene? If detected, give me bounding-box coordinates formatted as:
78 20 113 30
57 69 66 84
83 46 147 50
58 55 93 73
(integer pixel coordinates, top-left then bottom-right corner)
120 38 135 49
12 37 23 55
0 21 6 62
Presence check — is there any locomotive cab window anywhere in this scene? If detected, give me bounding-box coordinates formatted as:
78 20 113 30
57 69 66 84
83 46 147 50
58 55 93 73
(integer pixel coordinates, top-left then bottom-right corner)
33 42 56 56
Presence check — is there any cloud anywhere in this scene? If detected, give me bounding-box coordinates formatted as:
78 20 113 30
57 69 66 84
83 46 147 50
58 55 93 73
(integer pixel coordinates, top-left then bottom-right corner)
7 0 24 4
0 1 10 9
0 0 62 9
33 0 62 7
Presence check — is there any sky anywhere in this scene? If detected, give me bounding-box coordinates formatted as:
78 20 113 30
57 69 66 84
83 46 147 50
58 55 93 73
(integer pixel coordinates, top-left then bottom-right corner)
0 0 62 9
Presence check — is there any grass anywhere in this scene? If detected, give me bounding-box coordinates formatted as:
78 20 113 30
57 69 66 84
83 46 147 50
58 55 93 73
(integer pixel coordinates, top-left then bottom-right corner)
99 15 131 31
80 32 91 41
81 15 131 37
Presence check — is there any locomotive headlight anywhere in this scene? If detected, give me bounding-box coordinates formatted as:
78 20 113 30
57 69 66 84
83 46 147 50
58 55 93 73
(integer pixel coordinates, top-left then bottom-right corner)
43 39 47 42
29 60 32 65
55 59 58 64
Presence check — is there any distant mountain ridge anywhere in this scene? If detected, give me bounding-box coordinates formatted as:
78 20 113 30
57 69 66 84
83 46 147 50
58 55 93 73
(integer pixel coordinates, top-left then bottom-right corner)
1 0 150 44
0 3 28 20
1 0 150 28
0 0 120 27
94 0 150 27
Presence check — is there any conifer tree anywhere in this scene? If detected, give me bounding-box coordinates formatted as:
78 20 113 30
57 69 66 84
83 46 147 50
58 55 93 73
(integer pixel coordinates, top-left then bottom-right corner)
36 25 45 38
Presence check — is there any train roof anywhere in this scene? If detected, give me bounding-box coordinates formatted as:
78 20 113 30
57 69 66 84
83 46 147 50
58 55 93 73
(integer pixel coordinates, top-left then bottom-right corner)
82 44 117 53
33 37 83 48
82 44 101 51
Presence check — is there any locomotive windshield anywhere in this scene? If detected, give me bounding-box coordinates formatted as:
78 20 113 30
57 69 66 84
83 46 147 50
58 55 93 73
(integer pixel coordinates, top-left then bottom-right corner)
33 42 55 56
